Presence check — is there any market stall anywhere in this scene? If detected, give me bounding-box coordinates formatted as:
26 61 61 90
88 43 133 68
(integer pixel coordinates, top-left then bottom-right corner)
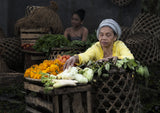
23 55 149 113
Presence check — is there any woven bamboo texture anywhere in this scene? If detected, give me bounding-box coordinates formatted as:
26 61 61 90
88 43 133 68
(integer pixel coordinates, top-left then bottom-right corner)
131 13 160 39
25 5 43 16
120 26 131 41
93 71 140 113
111 0 132 7
125 33 160 65
0 38 23 69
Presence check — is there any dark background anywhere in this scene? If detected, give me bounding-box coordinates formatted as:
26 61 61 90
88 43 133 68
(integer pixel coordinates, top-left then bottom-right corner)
0 0 141 37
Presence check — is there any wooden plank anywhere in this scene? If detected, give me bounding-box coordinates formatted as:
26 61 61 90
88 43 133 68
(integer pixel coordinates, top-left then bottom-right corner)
20 28 49 32
0 73 23 86
20 33 46 39
87 91 92 113
21 40 36 44
31 55 46 60
26 106 43 113
72 93 85 113
53 84 92 95
53 96 59 113
62 95 70 113
26 95 53 112
24 81 44 93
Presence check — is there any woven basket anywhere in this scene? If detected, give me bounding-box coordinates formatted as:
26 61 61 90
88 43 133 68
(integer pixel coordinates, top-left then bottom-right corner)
111 0 133 7
125 32 160 65
25 5 43 16
120 26 131 41
131 13 160 39
0 38 23 70
92 70 140 113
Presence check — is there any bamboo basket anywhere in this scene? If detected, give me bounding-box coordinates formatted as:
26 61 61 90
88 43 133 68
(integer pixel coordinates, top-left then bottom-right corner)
92 68 141 113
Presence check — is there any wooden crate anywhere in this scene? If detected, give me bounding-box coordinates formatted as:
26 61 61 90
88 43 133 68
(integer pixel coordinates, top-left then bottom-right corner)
24 77 92 113
0 73 25 112
22 50 46 70
20 28 51 45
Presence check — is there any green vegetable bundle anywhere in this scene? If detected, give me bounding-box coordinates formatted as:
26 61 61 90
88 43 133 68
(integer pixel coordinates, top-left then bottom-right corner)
83 58 150 79
33 34 70 53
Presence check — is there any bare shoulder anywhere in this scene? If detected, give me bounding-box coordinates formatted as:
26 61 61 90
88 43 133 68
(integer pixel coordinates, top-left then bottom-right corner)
82 26 88 33
64 27 72 33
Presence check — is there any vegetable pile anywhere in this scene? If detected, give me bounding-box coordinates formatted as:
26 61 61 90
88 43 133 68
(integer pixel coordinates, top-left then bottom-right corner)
41 66 94 91
24 54 70 79
85 58 150 78
40 58 149 92
21 43 34 51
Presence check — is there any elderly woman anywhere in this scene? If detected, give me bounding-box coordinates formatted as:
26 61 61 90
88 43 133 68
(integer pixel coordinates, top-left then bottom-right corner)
64 19 134 69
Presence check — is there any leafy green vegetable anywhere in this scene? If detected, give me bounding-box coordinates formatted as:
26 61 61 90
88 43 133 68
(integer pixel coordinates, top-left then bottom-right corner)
84 58 150 79
33 34 70 53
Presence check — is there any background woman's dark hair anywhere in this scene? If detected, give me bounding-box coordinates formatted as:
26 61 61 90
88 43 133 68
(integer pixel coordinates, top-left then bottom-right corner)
73 9 86 21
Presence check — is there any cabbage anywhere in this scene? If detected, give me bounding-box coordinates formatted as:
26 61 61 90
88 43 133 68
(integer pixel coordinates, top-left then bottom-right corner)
74 74 88 84
83 67 94 82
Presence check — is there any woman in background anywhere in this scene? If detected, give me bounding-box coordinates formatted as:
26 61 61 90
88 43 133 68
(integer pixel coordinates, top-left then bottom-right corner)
64 9 88 41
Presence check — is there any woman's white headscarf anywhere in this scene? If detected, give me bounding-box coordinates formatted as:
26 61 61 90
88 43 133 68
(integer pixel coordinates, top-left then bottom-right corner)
96 19 122 40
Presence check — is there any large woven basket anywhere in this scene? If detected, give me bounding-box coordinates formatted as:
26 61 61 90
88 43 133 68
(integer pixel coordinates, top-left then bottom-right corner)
125 32 160 65
120 26 131 41
131 13 160 39
111 0 133 7
0 38 23 70
92 70 140 113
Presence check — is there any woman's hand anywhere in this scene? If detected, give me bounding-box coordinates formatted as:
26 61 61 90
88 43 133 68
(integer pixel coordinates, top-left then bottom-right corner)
63 55 79 70
97 56 118 64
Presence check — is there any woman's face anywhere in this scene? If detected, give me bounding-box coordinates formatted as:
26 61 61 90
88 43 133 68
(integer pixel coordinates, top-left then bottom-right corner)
99 26 117 48
71 14 82 28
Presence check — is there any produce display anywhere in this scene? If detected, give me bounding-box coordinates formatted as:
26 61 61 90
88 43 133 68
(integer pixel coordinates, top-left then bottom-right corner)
21 43 34 51
24 56 150 92
24 54 70 79
33 34 70 53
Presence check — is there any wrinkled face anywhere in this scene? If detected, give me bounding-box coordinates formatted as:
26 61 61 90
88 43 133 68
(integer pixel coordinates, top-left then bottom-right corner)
71 14 82 27
99 26 117 47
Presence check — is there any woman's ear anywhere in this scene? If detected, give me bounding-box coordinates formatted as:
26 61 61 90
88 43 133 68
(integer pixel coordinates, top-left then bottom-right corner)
113 35 117 41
